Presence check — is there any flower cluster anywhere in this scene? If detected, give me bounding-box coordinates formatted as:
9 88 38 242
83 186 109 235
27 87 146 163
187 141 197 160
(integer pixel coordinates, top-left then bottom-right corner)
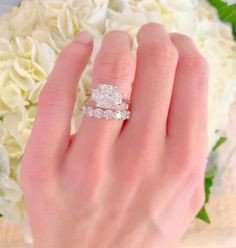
224 0 236 4
0 0 236 242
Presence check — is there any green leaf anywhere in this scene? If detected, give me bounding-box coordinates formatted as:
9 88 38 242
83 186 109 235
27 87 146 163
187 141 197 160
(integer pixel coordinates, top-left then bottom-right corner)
196 168 216 223
212 136 227 152
196 136 227 223
196 206 211 223
205 170 216 203
232 23 236 39
208 0 236 39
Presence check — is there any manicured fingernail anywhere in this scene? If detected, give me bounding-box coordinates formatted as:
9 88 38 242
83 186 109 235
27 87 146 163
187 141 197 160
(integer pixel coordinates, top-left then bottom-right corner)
75 31 93 44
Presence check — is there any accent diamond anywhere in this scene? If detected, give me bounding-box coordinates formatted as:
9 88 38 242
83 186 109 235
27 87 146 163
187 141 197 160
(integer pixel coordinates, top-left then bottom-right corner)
91 84 123 109
93 108 103 118
81 105 131 121
103 110 113 120
114 111 123 120
86 107 94 117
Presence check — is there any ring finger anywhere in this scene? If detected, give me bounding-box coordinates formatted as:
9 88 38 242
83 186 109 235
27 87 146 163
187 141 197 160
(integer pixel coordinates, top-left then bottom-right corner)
71 31 136 154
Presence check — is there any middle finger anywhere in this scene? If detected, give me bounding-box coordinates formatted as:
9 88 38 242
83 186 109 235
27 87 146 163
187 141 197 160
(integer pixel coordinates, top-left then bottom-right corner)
123 24 179 150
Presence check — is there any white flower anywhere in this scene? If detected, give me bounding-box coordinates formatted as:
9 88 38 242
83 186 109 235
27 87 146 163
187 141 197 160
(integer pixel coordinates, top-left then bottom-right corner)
223 0 236 4
0 38 14 60
0 145 10 176
0 175 22 202
8 1 37 37
0 175 28 242
0 0 236 243
1 85 23 110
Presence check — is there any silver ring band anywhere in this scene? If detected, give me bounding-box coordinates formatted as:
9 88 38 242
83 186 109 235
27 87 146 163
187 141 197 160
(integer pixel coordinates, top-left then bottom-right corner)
81 106 131 120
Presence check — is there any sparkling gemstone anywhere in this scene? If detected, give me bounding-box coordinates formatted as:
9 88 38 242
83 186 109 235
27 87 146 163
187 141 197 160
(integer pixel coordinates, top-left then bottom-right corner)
121 111 128 119
114 111 123 120
103 110 113 120
86 107 94 117
91 84 123 109
93 108 103 118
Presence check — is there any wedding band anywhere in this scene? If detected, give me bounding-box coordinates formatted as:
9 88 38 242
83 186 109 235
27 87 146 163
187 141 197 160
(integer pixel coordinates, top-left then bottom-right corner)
81 106 131 120
85 83 130 109
82 83 131 121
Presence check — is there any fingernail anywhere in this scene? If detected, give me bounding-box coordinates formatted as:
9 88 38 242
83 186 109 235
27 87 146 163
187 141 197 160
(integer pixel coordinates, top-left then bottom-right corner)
75 31 93 44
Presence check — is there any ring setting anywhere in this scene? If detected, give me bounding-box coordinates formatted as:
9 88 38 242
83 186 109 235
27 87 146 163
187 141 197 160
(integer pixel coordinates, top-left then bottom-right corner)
86 84 130 109
81 105 131 120
81 83 131 121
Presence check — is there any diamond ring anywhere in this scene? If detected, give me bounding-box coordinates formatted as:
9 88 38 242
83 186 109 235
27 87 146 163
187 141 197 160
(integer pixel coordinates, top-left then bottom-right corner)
81 83 131 121
81 106 131 120
85 83 130 109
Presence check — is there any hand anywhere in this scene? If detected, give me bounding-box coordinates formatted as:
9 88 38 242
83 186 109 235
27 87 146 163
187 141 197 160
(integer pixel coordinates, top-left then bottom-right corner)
21 23 209 248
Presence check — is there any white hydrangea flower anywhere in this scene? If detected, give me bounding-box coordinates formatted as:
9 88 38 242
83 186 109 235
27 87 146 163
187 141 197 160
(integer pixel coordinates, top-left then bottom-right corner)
0 0 236 242
223 0 236 4
0 145 9 176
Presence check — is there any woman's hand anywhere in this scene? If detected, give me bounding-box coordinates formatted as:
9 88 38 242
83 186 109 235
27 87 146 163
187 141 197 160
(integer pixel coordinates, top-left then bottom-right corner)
21 23 209 248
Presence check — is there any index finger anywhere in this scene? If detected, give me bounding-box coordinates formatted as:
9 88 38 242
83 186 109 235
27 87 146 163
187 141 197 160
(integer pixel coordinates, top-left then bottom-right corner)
24 32 93 164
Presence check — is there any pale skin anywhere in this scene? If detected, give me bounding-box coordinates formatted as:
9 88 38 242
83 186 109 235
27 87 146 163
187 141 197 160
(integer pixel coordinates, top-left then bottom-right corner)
21 23 209 248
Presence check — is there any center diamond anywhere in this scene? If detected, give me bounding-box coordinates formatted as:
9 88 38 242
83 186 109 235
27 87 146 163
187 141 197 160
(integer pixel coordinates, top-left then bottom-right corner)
91 84 123 109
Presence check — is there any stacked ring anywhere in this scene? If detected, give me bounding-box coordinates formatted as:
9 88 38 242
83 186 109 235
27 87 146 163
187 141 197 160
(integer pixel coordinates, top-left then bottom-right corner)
81 106 131 120
81 83 131 121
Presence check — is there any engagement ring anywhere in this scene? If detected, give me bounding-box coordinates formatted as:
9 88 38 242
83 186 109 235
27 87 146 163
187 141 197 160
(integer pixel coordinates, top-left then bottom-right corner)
81 83 131 121
86 83 130 109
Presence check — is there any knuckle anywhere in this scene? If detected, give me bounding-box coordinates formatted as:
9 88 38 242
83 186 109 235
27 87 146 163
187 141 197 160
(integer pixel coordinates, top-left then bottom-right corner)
171 33 194 45
141 41 178 66
96 51 134 81
85 154 103 167
170 145 205 185
180 52 209 76
58 42 88 61
38 86 71 113
21 164 53 187
114 148 150 184
39 89 61 112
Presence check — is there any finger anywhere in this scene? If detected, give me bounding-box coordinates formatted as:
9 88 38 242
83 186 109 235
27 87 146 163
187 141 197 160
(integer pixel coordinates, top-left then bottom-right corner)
71 31 135 154
167 33 209 154
122 23 178 152
25 32 93 162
